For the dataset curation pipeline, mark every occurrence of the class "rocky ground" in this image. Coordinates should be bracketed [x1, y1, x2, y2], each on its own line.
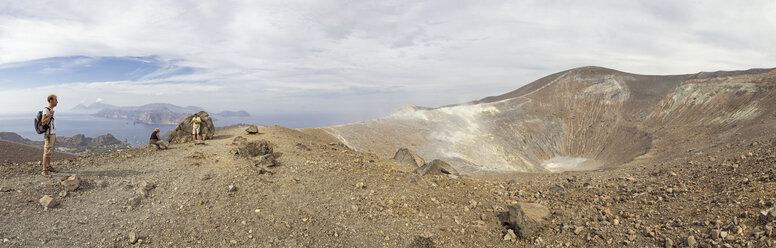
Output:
[1, 125, 776, 247]
[0, 139, 75, 163]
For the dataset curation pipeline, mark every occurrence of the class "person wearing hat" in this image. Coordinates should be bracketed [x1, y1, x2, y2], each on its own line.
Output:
[149, 128, 168, 150]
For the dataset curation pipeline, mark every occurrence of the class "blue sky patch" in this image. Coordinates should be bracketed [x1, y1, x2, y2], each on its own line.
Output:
[0, 56, 196, 88]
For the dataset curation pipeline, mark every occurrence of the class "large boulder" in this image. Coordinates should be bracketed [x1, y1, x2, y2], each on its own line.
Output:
[168, 111, 215, 143]
[393, 148, 425, 168]
[418, 159, 459, 176]
[246, 125, 260, 134]
[507, 202, 551, 238]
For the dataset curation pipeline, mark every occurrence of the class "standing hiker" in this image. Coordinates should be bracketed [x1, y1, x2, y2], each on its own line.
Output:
[149, 128, 168, 149]
[192, 114, 202, 141]
[41, 94, 58, 177]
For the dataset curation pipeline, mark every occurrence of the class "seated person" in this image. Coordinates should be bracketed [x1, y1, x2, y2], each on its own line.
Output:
[149, 128, 168, 149]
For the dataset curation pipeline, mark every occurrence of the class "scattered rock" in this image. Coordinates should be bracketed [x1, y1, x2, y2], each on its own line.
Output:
[503, 229, 517, 241]
[232, 136, 247, 145]
[237, 140, 274, 158]
[39, 195, 58, 210]
[548, 184, 565, 193]
[138, 181, 155, 191]
[128, 197, 142, 209]
[94, 180, 109, 188]
[58, 191, 68, 198]
[686, 235, 697, 248]
[295, 143, 311, 151]
[409, 236, 435, 248]
[665, 237, 674, 248]
[246, 125, 260, 134]
[760, 206, 776, 222]
[60, 175, 81, 192]
[228, 185, 237, 192]
[506, 202, 551, 239]
[190, 151, 206, 159]
[418, 159, 459, 176]
[256, 154, 278, 167]
[128, 232, 138, 244]
[138, 188, 149, 197]
[710, 229, 720, 240]
[393, 148, 426, 168]
[0, 186, 11, 192]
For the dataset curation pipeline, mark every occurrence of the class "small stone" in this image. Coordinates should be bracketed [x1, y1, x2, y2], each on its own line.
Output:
[200, 174, 212, 181]
[128, 197, 141, 209]
[549, 185, 565, 193]
[232, 136, 248, 145]
[95, 180, 109, 188]
[138, 181, 155, 191]
[128, 232, 138, 244]
[58, 191, 68, 198]
[507, 202, 551, 238]
[760, 206, 776, 222]
[503, 229, 517, 241]
[355, 182, 366, 189]
[665, 237, 674, 248]
[710, 229, 720, 240]
[228, 185, 237, 192]
[686, 235, 697, 247]
[246, 125, 259, 134]
[39, 195, 58, 209]
[61, 175, 81, 192]
[574, 226, 585, 235]
[0, 186, 10, 192]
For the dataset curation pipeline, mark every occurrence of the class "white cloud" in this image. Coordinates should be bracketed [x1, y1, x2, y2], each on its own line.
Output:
[0, 0, 775, 123]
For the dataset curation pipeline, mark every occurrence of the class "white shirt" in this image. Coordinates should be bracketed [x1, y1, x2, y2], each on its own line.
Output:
[43, 107, 56, 135]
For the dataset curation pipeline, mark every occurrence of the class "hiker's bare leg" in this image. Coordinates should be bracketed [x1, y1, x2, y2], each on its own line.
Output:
[42, 154, 49, 171]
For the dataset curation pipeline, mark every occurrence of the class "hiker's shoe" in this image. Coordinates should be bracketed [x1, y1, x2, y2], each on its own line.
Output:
[41, 171, 51, 178]
[46, 166, 58, 173]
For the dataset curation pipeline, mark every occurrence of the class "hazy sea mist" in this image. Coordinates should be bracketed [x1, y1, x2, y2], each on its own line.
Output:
[0, 113, 359, 146]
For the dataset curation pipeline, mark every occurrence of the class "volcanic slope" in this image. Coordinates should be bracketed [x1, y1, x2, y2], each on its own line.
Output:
[3, 125, 776, 247]
[317, 66, 776, 173]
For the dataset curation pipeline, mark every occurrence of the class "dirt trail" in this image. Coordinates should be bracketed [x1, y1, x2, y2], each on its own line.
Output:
[2, 125, 776, 247]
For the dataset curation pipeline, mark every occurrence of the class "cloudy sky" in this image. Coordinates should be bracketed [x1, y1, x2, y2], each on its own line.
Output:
[0, 0, 774, 126]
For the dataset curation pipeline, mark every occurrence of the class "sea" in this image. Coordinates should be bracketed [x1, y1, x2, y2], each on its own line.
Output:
[0, 113, 357, 147]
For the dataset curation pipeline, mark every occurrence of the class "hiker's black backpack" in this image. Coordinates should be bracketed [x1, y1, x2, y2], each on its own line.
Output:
[34, 107, 51, 134]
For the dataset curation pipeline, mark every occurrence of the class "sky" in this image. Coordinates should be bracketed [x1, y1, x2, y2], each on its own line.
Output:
[0, 0, 775, 126]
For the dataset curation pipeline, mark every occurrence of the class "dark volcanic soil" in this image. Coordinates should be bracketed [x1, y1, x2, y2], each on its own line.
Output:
[2, 125, 776, 247]
[0, 139, 75, 163]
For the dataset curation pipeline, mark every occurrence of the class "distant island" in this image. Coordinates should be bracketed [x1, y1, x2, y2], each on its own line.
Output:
[73, 102, 250, 125]
[0, 132, 131, 155]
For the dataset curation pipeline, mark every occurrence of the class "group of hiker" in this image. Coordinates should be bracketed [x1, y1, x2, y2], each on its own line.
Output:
[37, 94, 204, 177]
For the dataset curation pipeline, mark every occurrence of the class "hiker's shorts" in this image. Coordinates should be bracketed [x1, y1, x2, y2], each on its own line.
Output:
[192, 126, 200, 135]
[43, 134, 56, 157]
